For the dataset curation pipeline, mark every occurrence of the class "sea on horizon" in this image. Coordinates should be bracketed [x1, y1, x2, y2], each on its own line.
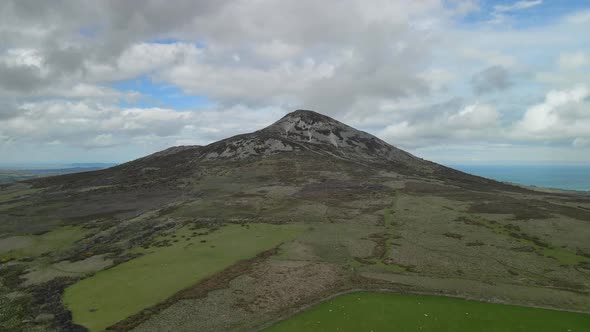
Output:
[450, 164, 590, 192]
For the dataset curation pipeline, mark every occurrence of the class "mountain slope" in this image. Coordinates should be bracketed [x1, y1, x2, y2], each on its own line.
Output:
[1, 110, 589, 332]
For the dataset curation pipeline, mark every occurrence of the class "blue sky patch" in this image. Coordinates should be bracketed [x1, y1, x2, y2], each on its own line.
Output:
[149, 38, 207, 48]
[112, 76, 213, 110]
[79, 26, 101, 38]
[457, 0, 590, 28]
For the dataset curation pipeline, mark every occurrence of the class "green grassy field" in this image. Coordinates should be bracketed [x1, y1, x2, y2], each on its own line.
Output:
[63, 223, 305, 331]
[264, 292, 590, 332]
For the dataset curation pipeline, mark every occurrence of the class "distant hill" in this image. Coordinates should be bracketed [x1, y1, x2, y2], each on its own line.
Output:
[0, 164, 116, 183]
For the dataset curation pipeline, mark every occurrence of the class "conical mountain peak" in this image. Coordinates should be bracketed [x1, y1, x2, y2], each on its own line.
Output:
[198, 109, 420, 164]
[277, 109, 339, 124]
[264, 109, 352, 137]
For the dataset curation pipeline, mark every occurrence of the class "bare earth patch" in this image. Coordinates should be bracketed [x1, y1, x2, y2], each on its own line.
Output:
[131, 259, 345, 332]
[23, 255, 113, 286]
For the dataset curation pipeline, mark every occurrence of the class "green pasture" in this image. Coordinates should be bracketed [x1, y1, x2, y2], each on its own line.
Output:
[63, 223, 304, 331]
[265, 292, 590, 332]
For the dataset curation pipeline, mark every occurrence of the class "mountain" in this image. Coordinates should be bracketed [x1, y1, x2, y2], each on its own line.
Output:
[32, 110, 495, 190]
[1, 110, 589, 332]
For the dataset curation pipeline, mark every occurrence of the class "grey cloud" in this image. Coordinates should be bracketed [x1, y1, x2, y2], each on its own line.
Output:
[471, 66, 512, 95]
[0, 0, 588, 164]
[0, 64, 49, 92]
[44, 46, 86, 75]
[104, 0, 227, 33]
[404, 98, 465, 125]
[377, 100, 502, 149]
[0, 101, 192, 148]
[0, 0, 443, 105]
[0, 101, 21, 120]
[339, 97, 465, 141]
[301, 22, 436, 114]
[0, 100, 284, 150]
[0, 0, 229, 85]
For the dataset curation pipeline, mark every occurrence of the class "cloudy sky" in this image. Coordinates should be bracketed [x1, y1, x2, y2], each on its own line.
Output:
[1, 0, 589, 166]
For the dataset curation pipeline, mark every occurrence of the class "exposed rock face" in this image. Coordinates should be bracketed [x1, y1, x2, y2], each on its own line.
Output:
[261, 110, 418, 164]
[34, 313, 55, 324]
[203, 137, 294, 160]
[266, 110, 377, 147]
[197, 109, 421, 165]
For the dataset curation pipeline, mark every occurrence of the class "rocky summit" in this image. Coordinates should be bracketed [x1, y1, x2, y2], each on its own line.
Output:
[145, 109, 420, 164]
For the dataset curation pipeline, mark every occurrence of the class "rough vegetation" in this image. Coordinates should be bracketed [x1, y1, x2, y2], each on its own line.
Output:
[0, 110, 588, 331]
